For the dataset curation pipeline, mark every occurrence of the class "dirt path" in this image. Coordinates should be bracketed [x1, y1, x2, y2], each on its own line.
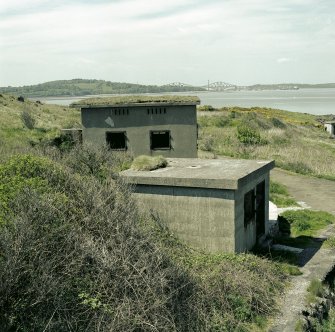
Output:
[271, 168, 335, 215]
[269, 169, 335, 331]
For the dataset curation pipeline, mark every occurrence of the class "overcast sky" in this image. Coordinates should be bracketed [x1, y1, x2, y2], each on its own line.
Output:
[0, 0, 334, 87]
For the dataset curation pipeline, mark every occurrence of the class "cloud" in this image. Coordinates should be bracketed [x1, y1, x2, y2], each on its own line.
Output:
[0, 0, 335, 86]
[277, 58, 292, 63]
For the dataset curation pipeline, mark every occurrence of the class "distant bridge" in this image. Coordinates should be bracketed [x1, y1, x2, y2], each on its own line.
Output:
[203, 82, 237, 91]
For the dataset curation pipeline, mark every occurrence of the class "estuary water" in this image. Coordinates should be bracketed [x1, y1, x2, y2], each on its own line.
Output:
[39, 88, 335, 115]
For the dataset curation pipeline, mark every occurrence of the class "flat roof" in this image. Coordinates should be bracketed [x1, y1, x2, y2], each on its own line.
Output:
[71, 95, 200, 108]
[121, 158, 275, 190]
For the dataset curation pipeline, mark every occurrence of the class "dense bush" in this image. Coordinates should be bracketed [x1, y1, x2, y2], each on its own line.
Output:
[0, 152, 287, 331]
[237, 124, 266, 145]
[0, 155, 196, 331]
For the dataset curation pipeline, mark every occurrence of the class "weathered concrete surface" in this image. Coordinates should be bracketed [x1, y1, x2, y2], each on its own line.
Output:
[122, 158, 273, 253]
[271, 168, 335, 215]
[81, 103, 198, 158]
[122, 158, 274, 190]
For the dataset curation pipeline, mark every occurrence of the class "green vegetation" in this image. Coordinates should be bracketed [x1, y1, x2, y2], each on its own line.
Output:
[310, 308, 335, 331]
[0, 93, 80, 159]
[2, 92, 335, 330]
[131, 155, 168, 171]
[274, 210, 335, 249]
[306, 279, 325, 304]
[280, 210, 334, 238]
[0, 79, 205, 98]
[198, 106, 335, 180]
[0, 151, 288, 331]
[323, 236, 335, 248]
[71, 94, 200, 107]
[270, 181, 299, 207]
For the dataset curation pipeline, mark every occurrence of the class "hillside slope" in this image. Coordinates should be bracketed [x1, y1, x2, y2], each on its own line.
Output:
[0, 93, 80, 158]
[198, 106, 335, 180]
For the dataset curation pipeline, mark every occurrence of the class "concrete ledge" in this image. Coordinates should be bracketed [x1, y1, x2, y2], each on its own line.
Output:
[121, 158, 274, 190]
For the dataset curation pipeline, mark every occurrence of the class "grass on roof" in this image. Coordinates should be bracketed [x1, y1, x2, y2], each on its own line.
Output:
[71, 95, 200, 107]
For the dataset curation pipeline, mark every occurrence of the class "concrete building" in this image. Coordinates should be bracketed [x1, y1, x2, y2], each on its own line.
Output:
[324, 121, 335, 136]
[121, 158, 274, 253]
[72, 96, 199, 158]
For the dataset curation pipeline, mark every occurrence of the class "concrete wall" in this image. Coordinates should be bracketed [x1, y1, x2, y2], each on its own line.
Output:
[234, 173, 270, 252]
[81, 105, 197, 158]
[325, 123, 335, 135]
[133, 185, 236, 252]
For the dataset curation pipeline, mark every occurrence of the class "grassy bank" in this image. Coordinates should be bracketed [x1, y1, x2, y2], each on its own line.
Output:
[198, 106, 335, 180]
[0, 93, 80, 159]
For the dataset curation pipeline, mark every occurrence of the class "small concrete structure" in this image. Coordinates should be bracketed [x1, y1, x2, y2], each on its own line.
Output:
[324, 121, 335, 136]
[72, 96, 199, 158]
[121, 158, 274, 253]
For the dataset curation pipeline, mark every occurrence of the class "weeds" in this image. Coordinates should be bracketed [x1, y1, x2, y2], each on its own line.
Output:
[270, 181, 299, 207]
[0, 151, 288, 331]
[131, 155, 167, 171]
[280, 210, 334, 237]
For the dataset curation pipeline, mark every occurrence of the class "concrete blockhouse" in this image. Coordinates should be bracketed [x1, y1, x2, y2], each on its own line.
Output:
[121, 158, 274, 253]
[324, 121, 335, 136]
[72, 95, 199, 158]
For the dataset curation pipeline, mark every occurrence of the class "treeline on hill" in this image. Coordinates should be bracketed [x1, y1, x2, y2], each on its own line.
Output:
[0, 142, 290, 331]
[0, 79, 205, 98]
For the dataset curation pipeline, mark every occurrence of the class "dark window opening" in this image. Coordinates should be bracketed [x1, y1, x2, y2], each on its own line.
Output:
[256, 181, 265, 237]
[244, 189, 255, 227]
[106, 132, 127, 150]
[150, 130, 171, 150]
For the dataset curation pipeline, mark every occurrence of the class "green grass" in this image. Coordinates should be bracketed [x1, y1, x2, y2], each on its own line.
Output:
[198, 106, 335, 180]
[270, 181, 299, 207]
[280, 210, 335, 237]
[323, 236, 335, 248]
[306, 279, 325, 304]
[0, 93, 80, 160]
[131, 155, 168, 171]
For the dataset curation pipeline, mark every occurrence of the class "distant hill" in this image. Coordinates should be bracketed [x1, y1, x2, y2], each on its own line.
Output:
[0, 79, 205, 98]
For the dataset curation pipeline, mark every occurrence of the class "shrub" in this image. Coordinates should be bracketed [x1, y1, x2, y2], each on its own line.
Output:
[0, 156, 196, 331]
[237, 124, 266, 145]
[198, 105, 215, 112]
[63, 143, 132, 178]
[0, 153, 288, 331]
[307, 279, 324, 299]
[20, 109, 36, 129]
[199, 135, 214, 152]
[271, 117, 287, 129]
[131, 155, 168, 171]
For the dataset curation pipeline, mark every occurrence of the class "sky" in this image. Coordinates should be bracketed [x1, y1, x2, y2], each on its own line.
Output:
[0, 0, 335, 87]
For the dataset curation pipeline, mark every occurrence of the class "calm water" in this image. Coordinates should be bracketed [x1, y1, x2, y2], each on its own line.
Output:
[38, 88, 335, 115]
